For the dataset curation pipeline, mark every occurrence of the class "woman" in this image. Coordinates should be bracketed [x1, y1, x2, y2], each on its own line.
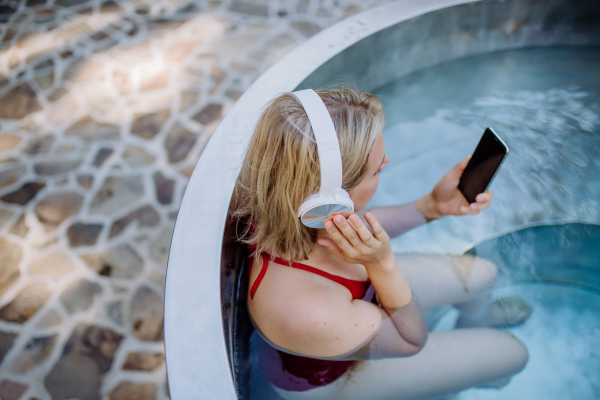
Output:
[233, 87, 530, 400]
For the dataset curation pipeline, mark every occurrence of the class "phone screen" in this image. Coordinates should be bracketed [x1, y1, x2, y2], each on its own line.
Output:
[458, 128, 509, 203]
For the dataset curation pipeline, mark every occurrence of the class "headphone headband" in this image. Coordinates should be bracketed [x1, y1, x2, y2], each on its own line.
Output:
[292, 89, 343, 196]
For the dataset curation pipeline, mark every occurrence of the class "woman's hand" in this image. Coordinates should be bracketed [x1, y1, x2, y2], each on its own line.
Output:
[416, 155, 493, 220]
[317, 212, 395, 271]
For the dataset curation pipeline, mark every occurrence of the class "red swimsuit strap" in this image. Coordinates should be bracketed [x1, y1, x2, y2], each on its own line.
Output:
[249, 251, 369, 300]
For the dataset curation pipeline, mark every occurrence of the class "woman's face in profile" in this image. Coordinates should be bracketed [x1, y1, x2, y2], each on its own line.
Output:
[348, 131, 389, 212]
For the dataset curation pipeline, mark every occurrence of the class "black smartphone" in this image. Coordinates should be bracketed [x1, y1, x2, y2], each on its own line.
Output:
[458, 127, 509, 204]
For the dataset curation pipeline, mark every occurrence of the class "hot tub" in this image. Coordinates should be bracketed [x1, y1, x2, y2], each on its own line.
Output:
[164, 1, 600, 398]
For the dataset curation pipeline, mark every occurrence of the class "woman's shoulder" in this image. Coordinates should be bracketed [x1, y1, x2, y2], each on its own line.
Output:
[247, 256, 381, 358]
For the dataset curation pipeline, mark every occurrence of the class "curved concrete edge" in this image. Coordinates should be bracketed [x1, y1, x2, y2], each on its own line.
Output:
[164, 1, 476, 398]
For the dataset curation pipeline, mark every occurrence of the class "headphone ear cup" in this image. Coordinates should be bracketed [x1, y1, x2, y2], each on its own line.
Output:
[298, 189, 354, 228]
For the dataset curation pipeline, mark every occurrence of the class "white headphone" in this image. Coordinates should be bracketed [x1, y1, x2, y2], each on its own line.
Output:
[292, 89, 354, 228]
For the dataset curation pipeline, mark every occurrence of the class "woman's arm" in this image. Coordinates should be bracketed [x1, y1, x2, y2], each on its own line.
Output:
[316, 213, 428, 359]
[357, 156, 494, 238]
[251, 212, 428, 360]
[356, 201, 427, 239]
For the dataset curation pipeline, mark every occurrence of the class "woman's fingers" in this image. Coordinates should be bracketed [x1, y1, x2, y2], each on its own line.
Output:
[447, 155, 472, 180]
[348, 214, 377, 245]
[364, 212, 387, 241]
[331, 214, 363, 246]
[460, 204, 479, 215]
[324, 219, 353, 253]
[466, 190, 493, 213]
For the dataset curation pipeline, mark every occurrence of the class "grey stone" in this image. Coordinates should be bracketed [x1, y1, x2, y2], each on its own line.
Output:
[0, 331, 17, 363]
[149, 227, 174, 266]
[81, 244, 144, 279]
[105, 300, 122, 325]
[12, 335, 57, 373]
[0, 238, 22, 297]
[153, 172, 174, 205]
[0, 282, 51, 324]
[0, 83, 42, 119]
[343, 4, 361, 16]
[228, 2, 269, 17]
[92, 147, 113, 167]
[35, 192, 84, 228]
[123, 145, 156, 167]
[296, 0, 309, 13]
[55, 0, 90, 6]
[34, 72, 54, 90]
[0, 164, 25, 188]
[109, 382, 156, 400]
[131, 286, 163, 341]
[45, 324, 123, 400]
[23, 134, 54, 154]
[164, 123, 197, 163]
[109, 205, 160, 238]
[77, 174, 94, 189]
[1, 182, 45, 205]
[65, 116, 120, 141]
[90, 30, 110, 42]
[268, 33, 296, 48]
[9, 214, 28, 237]
[0, 380, 28, 400]
[67, 223, 103, 247]
[290, 21, 320, 37]
[35, 310, 62, 328]
[60, 279, 102, 314]
[0, 208, 14, 228]
[34, 158, 82, 176]
[192, 103, 222, 125]
[131, 109, 170, 139]
[29, 251, 75, 277]
[122, 352, 164, 371]
[180, 90, 198, 111]
[89, 176, 144, 215]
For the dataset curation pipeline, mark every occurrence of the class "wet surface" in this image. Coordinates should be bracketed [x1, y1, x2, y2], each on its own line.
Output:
[370, 46, 600, 255]
[0, 0, 391, 398]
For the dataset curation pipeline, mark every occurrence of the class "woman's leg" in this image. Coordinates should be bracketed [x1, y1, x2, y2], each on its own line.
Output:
[394, 254, 497, 311]
[339, 328, 528, 400]
[394, 253, 531, 328]
[274, 254, 529, 400]
[274, 328, 529, 400]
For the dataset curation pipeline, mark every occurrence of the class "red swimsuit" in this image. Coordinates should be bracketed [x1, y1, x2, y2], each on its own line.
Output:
[248, 249, 374, 392]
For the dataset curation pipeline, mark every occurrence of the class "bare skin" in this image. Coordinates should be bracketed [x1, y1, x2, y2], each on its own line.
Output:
[247, 131, 494, 359]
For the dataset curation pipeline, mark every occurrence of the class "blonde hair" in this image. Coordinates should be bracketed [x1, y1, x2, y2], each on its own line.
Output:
[232, 86, 386, 262]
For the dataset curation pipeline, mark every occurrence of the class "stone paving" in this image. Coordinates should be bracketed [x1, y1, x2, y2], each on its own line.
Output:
[0, 0, 391, 398]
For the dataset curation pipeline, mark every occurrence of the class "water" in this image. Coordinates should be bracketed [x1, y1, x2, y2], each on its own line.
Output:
[368, 46, 600, 399]
[435, 223, 600, 399]
[246, 46, 600, 399]
[369, 46, 600, 256]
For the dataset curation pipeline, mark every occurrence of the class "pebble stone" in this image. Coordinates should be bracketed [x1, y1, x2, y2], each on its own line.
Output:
[0, 0, 392, 398]
[122, 352, 165, 371]
[67, 222, 103, 247]
[35, 192, 84, 228]
[0, 282, 51, 324]
[0, 238, 22, 298]
[59, 279, 102, 314]
[0, 380, 28, 400]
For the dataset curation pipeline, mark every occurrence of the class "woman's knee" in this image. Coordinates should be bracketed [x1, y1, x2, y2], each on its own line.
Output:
[488, 329, 529, 375]
[477, 257, 498, 287]
[449, 255, 498, 293]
